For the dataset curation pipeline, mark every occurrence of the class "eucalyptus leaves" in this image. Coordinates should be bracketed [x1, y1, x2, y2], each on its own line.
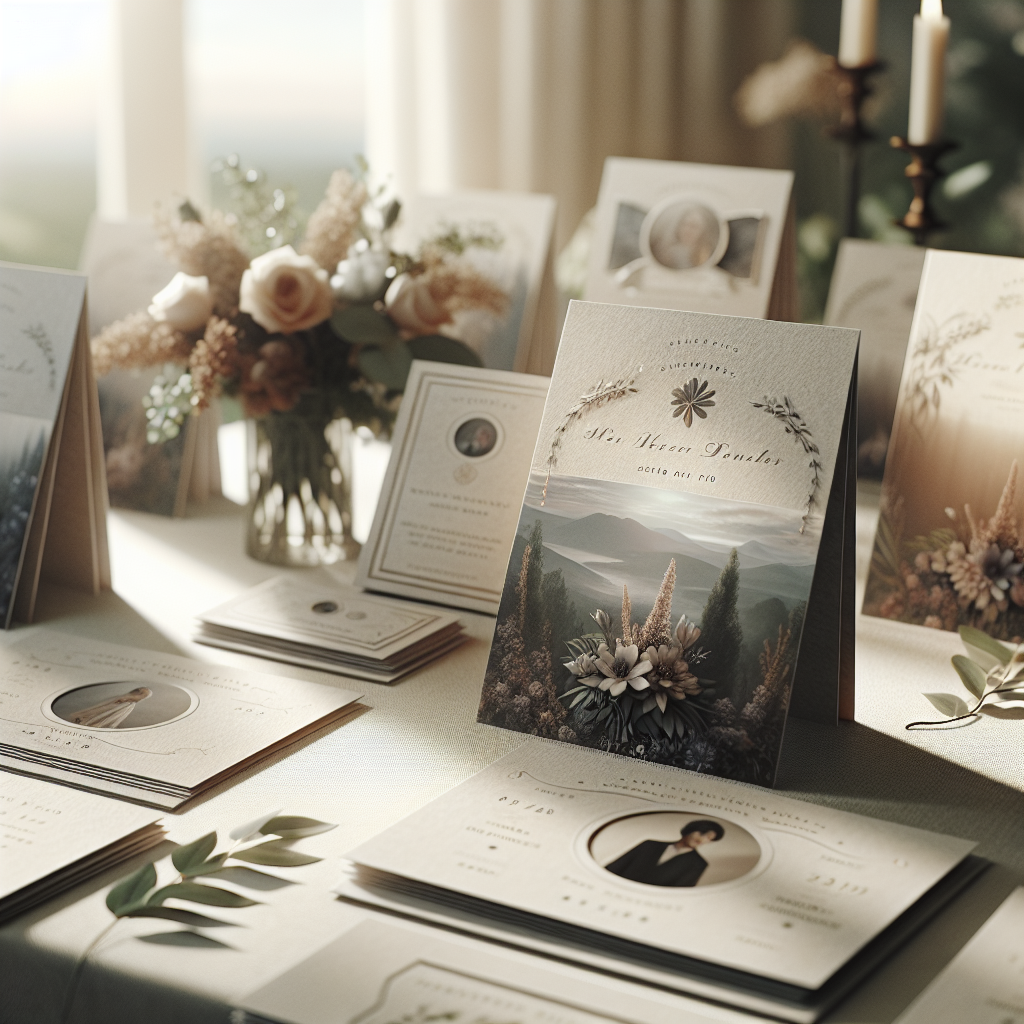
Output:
[908, 626, 1024, 729]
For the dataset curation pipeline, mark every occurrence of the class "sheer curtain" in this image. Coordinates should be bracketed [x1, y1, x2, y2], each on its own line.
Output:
[365, 0, 795, 252]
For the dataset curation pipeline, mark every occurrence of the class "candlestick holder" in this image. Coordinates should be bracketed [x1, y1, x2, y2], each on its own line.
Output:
[830, 61, 884, 238]
[889, 136, 958, 246]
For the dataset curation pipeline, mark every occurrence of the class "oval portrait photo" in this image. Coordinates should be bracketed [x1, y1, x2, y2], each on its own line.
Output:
[588, 811, 762, 888]
[646, 200, 722, 271]
[47, 680, 197, 731]
[453, 417, 499, 458]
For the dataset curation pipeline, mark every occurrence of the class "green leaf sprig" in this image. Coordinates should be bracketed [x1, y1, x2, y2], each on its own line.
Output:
[907, 626, 1024, 729]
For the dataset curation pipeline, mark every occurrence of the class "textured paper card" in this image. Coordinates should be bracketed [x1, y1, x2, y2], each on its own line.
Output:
[478, 301, 858, 785]
[357, 361, 549, 614]
[394, 191, 556, 372]
[0, 771, 163, 918]
[238, 916, 747, 1024]
[346, 743, 974, 994]
[824, 239, 925, 478]
[585, 158, 794, 320]
[0, 630, 361, 806]
[894, 887, 1024, 1023]
[863, 250, 1024, 640]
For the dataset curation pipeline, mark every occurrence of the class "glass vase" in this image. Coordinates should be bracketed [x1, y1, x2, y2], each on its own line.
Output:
[246, 412, 360, 566]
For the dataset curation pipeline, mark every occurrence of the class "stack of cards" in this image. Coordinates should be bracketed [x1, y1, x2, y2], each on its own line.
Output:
[1, 772, 164, 924]
[338, 743, 984, 1024]
[196, 576, 466, 684]
[0, 631, 362, 809]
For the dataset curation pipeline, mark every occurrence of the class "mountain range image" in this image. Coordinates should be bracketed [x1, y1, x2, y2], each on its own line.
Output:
[511, 506, 816, 625]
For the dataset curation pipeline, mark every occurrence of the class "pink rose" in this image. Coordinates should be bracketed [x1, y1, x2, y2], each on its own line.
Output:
[239, 245, 334, 334]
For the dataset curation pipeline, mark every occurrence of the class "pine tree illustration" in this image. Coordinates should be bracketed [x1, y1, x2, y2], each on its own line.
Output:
[698, 548, 742, 687]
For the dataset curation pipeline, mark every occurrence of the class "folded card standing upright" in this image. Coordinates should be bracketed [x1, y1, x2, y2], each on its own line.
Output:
[477, 300, 858, 787]
[585, 158, 797, 322]
[80, 217, 222, 517]
[356, 361, 549, 614]
[824, 239, 925, 478]
[864, 250, 1024, 641]
[395, 190, 558, 374]
[0, 261, 110, 627]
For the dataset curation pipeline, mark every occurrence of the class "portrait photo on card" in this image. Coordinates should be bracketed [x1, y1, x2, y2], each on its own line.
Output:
[46, 680, 199, 730]
[589, 810, 763, 889]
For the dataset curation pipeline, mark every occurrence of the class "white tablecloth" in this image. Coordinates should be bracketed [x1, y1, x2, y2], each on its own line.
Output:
[1, 491, 1021, 1024]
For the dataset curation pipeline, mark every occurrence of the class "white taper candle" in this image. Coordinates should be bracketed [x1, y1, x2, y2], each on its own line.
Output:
[907, 0, 951, 145]
[838, 0, 879, 68]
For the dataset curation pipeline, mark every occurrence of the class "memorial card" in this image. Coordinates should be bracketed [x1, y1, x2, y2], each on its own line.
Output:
[80, 218, 222, 517]
[237, 916, 749, 1024]
[0, 630, 362, 808]
[356, 361, 549, 614]
[197, 575, 466, 683]
[340, 743, 981, 1023]
[824, 239, 925, 478]
[477, 301, 858, 788]
[863, 250, 1024, 640]
[394, 190, 557, 373]
[0, 772, 164, 924]
[0, 261, 110, 628]
[893, 887, 1024, 1024]
[585, 158, 797, 322]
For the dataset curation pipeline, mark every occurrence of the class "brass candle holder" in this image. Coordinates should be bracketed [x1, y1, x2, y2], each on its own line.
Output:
[889, 136, 958, 246]
[831, 61, 884, 238]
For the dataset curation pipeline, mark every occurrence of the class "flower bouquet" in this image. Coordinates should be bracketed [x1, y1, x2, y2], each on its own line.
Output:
[91, 158, 510, 564]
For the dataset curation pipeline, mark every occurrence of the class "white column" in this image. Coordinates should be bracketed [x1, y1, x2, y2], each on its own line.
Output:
[97, 0, 192, 219]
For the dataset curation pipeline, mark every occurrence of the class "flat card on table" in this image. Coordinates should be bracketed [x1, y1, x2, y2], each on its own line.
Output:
[80, 217, 222, 517]
[863, 250, 1024, 641]
[0, 771, 164, 924]
[0, 261, 110, 628]
[894, 887, 1024, 1024]
[478, 301, 858, 788]
[0, 630, 362, 808]
[237, 915, 753, 1024]
[824, 239, 925, 479]
[340, 743, 980, 1023]
[196, 575, 465, 683]
[356, 361, 549, 614]
[394, 190, 558, 374]
[585, 158, 797, 322]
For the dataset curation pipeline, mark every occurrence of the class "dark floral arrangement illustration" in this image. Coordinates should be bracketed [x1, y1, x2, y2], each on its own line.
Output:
[751, 395, 822, 529]
[670, 378, 716, 427]
[908, 625, 1024, 728]
[478, 516, 804, 786]
[867, 461, 1024, 640]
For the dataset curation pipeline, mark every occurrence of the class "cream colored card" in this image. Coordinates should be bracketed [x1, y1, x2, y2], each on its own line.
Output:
[895, 887, 1024, 1024]
[477, 301, 858, 786]
[239, 916, 751, 1024]
[357, 361, 549, 614]
[585, 158, 795, 320]
[394, 191, 557, 373]
[345, 743, 975, 997]
[824, 239, 925, 478]
[0, 771, 163, 917]
[863, 250, 1024, 641]
[197, 575, 464, 680]
[1, 261, 110, 627]
[0, 630, 361, 807]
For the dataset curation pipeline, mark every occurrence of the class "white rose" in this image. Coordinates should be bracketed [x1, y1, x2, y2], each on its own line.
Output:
[384, 273, 450, 334]
[147, 272, 213, 331]
[331, 240, 391, 302]
[239, 244, 334, 334]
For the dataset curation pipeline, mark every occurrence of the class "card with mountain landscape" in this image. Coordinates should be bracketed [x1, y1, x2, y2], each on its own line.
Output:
[477, 300, 858, 786]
